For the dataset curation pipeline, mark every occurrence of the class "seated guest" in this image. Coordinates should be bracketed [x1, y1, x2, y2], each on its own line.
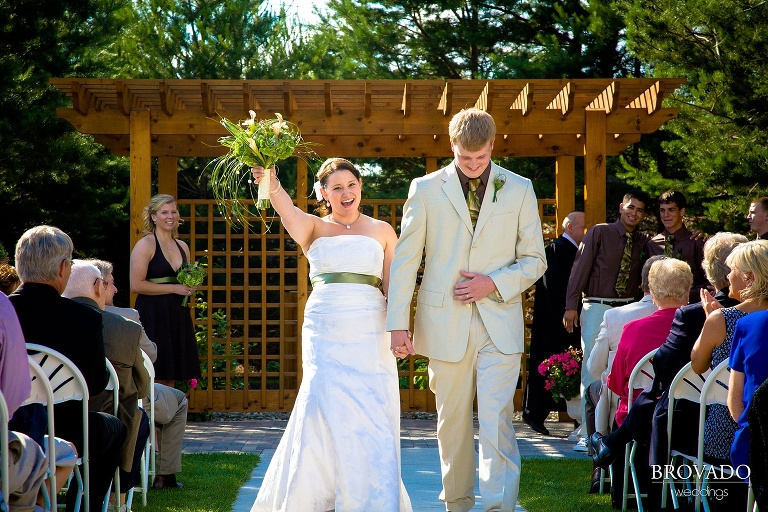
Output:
[591, 258, 692, 508]
[727, 243, 768, 469]
[607, 258, 692, 427]
[93, 259, 188, 490]
[590, 232, 746, 470]
[583, 256, 660, 492]
[747, 378, 768, 511]
[0, 292, 48, 511]
[63, 260, 151, 502]
[587, 255, 661, 439]
[590, 257, 692, 457]
[9, 225, 127, 512]
[0, 264, 20, 295]
[691, 239, 768, 463]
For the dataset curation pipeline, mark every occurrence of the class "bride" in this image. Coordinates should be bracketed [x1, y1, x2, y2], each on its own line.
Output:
[249, 158, 412, 512]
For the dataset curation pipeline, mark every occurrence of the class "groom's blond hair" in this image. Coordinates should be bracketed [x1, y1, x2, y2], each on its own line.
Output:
[449, 108, 496, 152]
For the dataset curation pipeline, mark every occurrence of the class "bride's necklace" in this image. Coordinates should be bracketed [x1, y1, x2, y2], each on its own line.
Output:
[329, 211, 362, 229]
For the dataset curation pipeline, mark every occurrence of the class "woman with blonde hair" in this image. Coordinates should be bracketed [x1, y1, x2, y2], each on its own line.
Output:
[692, 239, 768, 464]
[129, 194, 201, 392]
[724, 240, 768, 469]
[249, 159, 411, 511]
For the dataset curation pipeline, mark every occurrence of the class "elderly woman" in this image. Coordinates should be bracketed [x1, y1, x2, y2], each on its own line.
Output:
[606, 257, 693, 427]
[589, 258, 692, 508]
[691, 239, 768, 464]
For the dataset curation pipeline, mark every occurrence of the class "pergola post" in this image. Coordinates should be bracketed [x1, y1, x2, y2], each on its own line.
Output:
[296, 158, 309, 384]
[426, 157, 438, 174]
[129, 110, 152, 252]
[584, 109, 608, 228]
[555, 156, 576, 234]
[158, 156, 178, 198]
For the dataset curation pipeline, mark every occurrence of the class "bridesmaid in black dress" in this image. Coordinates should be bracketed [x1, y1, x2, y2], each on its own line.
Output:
[130, 194, 201, 387]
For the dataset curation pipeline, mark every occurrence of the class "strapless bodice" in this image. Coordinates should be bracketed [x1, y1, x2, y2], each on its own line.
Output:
[307, 235, 384, 280]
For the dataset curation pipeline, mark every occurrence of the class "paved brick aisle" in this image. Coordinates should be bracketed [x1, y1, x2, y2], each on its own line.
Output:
[182, 414, 589, 511]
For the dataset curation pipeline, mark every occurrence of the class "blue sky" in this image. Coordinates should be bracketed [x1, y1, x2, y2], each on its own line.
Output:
[265, 0, 328, 24]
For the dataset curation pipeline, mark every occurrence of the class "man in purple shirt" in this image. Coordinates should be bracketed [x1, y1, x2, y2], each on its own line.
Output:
[646, 190, 707, 302]
[562, 190, 651, 434]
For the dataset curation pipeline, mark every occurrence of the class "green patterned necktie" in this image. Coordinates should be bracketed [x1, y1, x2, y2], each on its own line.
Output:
[467, 178, 481, 228]
[663, 234, 675, 257]
[615, 232, 633, 296]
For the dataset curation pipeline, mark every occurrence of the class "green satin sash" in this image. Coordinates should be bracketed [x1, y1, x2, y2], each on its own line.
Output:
[310, 272, 381, 287]
[148, 276, 178, 284]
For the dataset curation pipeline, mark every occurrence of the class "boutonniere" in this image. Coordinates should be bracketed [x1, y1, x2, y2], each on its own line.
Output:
[493, 175, 506, 202]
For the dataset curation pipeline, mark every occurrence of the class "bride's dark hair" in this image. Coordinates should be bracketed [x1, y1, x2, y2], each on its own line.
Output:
[314, 158, 362, 216]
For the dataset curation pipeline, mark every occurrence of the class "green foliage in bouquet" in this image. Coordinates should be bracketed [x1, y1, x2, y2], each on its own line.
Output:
[177, 259, 207, 306]
[206, 111, 316, 228]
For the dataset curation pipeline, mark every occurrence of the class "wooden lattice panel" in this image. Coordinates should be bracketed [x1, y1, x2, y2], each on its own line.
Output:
[179, 198, 554, 413]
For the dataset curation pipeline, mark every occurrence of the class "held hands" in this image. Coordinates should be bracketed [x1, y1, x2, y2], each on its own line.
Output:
[453, 271, 496, 306]
[562, 309, 579, 333]
[390, 330, 415, 359]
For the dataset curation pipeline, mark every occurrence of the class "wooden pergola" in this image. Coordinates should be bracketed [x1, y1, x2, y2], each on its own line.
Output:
[50, 78, 685, 412]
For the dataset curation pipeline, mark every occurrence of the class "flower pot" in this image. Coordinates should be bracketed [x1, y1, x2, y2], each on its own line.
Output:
[565, 398, 582, 423]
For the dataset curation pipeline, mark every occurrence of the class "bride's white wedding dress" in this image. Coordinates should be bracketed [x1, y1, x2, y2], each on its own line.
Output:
[251, 235, 412, 512]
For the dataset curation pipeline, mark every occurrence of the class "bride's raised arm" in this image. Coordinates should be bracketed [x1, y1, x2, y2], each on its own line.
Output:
[252, 166, 319, 248]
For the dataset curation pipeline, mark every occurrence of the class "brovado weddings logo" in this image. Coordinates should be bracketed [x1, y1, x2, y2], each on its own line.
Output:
[651, 464, 751, 501]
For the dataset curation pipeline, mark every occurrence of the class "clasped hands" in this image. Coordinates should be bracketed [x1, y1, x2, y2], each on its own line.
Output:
[389, 271, 499, 359]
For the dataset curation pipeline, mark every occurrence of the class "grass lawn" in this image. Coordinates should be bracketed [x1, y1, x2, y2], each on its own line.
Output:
[519, 458, 614, 512]
[131, 454, 612, 512]
[133, 453, 260, 512]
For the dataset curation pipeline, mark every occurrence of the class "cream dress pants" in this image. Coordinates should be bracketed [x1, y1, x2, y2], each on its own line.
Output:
[428, 305, 522, 512]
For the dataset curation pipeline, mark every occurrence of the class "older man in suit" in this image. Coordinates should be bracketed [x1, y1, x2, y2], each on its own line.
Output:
[92, 258, 189, 490]
[523, 211, 585, 436]
[9, 225, 126, 512]
[387, 108, 547, 512]
[63, 260, 150, 499]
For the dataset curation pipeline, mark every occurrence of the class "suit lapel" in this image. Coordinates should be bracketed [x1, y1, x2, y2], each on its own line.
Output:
[442, 163, 474, 233]
[473, 163, 502, 238]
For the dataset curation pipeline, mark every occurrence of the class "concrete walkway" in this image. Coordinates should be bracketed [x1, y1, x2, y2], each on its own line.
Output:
[182, 414, 589, 512]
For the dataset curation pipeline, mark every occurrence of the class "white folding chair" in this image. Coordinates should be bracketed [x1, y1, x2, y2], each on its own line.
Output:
[622, 349, 656, 512]
[102, 360, 120, 512]
[0, 389, 9, 505]
[24, 357, 58, 511]
[27, 343, 91, 512]
[695, 359, 732, 512]
[660, 362, 709, 509]
[125, 350, 154, 509]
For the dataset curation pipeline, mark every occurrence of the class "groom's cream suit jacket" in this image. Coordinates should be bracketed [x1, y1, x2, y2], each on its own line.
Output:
[386, 162, 547, 362]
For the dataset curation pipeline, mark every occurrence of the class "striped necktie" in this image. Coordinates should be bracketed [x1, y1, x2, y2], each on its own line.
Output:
[615, 232, 633, 296]
[664, 234, 675, 257]
[467, 178, 481, 228]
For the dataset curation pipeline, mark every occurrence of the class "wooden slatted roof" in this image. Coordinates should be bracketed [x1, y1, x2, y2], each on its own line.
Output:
[50, 78, 685, 158]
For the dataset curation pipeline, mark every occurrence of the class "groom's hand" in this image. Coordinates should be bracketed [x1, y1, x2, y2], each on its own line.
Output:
[453, 270, 498, 305]
[391, 330, 415, 359]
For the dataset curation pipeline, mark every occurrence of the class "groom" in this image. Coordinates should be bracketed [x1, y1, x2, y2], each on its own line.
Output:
[387, 108, 546, 511]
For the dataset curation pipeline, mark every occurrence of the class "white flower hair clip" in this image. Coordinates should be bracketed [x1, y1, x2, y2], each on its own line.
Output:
[313, 181, 324, 202]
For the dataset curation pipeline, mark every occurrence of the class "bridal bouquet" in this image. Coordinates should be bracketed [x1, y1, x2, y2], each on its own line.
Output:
[537, 346, 583, 400]
[207, 111, 316, 227]
[177, 259, 206, 306]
